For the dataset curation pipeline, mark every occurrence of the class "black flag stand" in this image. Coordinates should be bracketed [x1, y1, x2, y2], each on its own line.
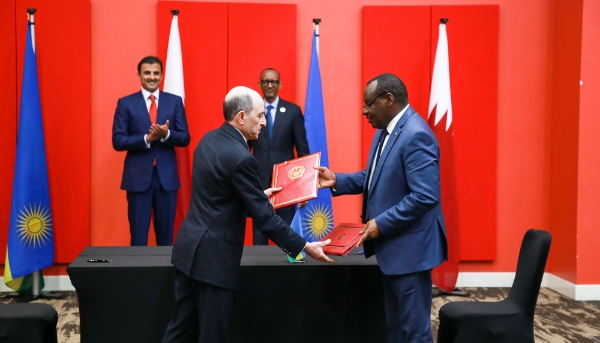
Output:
[433, 287, 472, 298]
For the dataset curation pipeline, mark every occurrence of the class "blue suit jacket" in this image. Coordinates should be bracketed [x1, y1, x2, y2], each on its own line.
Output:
[334, 105, 447, 275]
[112, 90, 190, 192]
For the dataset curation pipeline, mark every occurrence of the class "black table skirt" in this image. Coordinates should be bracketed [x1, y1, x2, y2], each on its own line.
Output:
[67, 246, 388, 343]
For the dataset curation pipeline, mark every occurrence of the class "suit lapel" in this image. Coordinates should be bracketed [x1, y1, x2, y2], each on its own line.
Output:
[134, 91, 151, 127]
[361, 132, 380, 221]
[270, 98, 286, 143]
[156, 90, 167, 125]
[368, 106, 414, 197]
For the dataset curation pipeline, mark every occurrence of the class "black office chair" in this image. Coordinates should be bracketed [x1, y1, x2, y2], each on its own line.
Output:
[437, 229, 551, 343]
[0, 303, 58, 343]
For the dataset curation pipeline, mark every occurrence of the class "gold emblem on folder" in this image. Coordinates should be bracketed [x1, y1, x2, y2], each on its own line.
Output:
[288, 166, 305, 180]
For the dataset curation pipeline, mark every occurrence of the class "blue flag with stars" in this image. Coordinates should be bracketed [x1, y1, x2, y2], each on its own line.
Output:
[4, 18, 54, 291]
[298, 28, 334, 242]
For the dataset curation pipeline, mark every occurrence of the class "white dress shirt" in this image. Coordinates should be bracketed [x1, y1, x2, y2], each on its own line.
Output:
[264, 96, 280, 125]
[368, 104, 409, 189]
[140, 88, 170, 146]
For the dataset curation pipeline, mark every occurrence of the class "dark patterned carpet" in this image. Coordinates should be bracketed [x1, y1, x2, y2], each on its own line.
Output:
[431, 288, 600, 343]
[1, 288, 599, 342]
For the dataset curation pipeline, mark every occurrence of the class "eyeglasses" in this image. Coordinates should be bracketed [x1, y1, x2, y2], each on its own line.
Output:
[260, 80, 280, 86]
[363, 92, 389, 108]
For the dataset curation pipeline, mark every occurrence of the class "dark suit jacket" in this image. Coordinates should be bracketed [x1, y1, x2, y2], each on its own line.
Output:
[249, 98, 310, 189]
[334, 105, 448, 276]
[171, 123, 306, 290]
[112, 90, 190, 192]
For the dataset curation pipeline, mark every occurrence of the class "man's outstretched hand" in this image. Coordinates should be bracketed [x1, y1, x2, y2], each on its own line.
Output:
[314, 166, 336, 189]
[304, 239, 336, 263]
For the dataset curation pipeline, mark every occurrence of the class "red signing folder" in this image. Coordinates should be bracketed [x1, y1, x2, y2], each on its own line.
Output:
[320, 223, 365, 257]
[270, 152, 320, 210]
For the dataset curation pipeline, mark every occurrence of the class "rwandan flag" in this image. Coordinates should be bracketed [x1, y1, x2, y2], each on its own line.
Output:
[286, 209, 306, 263]
[298, 27, 334, 242]
[4, 15, 54, 292]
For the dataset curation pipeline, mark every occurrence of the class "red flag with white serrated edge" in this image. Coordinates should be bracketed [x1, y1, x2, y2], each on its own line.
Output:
[429, 21, 459, 292]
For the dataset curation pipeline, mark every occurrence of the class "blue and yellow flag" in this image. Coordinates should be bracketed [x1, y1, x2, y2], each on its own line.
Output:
[299, 27, 334, 242]
[287, 209, 306, 263]
[4, 16, 54, 292]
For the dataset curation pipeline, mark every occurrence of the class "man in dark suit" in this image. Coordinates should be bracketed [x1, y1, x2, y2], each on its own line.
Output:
[249, 68, 310, 245]
[316, 74, 448, 343]
[162, 86, 334, 343]
[112, 56, 190, 246]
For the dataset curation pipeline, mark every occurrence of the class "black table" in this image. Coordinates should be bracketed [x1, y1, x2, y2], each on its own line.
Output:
[67, 246, 388, 343]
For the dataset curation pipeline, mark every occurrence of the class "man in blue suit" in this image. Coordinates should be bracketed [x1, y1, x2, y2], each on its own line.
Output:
[112, 56, 190, 246]
[250, 68, 310, 245]
[317, 73, 448, 343]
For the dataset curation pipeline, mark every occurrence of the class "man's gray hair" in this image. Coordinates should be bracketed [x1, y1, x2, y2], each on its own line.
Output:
[223, 87, 254, 122]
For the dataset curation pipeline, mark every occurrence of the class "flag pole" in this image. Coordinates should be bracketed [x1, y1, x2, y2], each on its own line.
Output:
[27, 9, 35, 50]
[164, 8, 192, 243]
[428, 18, 471, 297]
[287, 19, 318, 259]
[23, 8, 64, 301]
[27, 8, 43, 299]
[301, 19, 334, 242]
[313, 18, 321, 56]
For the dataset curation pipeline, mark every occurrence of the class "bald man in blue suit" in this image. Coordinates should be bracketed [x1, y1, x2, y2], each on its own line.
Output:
[112, 56, 190, 246]
[317, 73, 448, 343]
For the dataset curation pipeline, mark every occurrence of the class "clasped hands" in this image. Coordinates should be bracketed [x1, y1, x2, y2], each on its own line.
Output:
[147, 119, 170, 142]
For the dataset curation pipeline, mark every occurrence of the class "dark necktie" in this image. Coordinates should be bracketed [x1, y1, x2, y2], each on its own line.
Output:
[266, 105, 274, 138]
[369, 128, 389, 186]
[362, 129, 389, 222]
[373, 129, 389, 169]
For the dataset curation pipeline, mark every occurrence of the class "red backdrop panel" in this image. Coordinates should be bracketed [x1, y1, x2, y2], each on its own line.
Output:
[363, 5, 498, 261]
[0, 0, 17, 263]
[158, 1, 228, 167]
[228, 3, 297, 102]
[362, 6, 431, 163]
[228, 3, 297, 245]
[157, 3, 295, 246]
[157, 1, 228, 243]
[547, 0, 582, 282]
[431, 6, 498, 261]
[13, 1, 91, 263]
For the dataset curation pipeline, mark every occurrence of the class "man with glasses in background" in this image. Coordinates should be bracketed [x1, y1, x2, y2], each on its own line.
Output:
[249, 68, 310, 245]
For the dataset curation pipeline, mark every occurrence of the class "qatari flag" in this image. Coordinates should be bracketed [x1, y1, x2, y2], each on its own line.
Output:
[163, 11, 191, 241]
[429, 19, 459, 292]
